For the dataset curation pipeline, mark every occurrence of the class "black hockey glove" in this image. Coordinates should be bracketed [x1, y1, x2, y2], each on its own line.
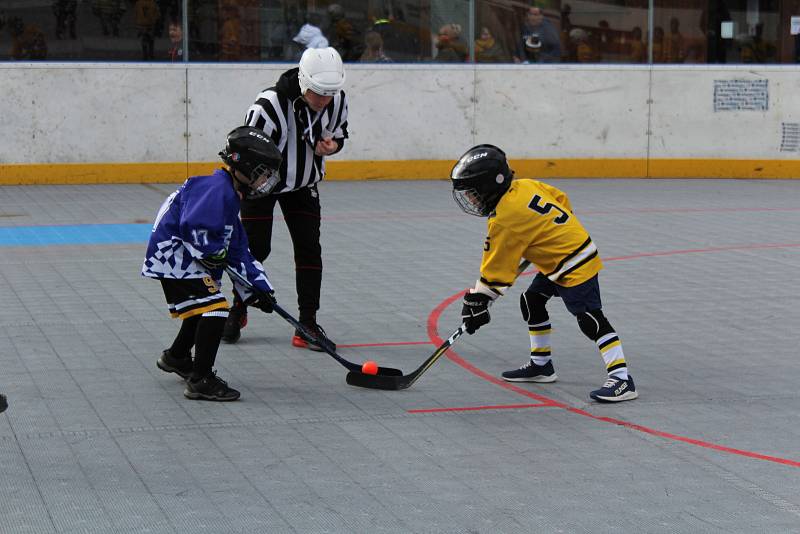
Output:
[245, 292, 276, 314]
[198, 250, 227, 271]
[461, 291, 492, 334]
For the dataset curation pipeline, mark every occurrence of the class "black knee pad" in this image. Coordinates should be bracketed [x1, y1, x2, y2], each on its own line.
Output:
[576, 309, 613, 341]
[520, 290, 550, 324]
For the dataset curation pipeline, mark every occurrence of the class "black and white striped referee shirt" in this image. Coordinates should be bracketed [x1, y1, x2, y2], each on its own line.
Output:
[244, 67, 349, 196]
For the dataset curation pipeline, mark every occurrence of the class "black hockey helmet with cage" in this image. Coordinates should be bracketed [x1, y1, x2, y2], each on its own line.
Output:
[219, 126, 283, 195]
[450, 144, 513, 216]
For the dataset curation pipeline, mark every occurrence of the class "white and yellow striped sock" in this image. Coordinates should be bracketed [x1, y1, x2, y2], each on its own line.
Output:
[529, 320, 552, 366]
[597, 332, 628, 380]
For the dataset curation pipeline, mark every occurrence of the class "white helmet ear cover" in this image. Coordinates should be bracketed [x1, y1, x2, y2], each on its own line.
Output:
[298, 47, 346, 97]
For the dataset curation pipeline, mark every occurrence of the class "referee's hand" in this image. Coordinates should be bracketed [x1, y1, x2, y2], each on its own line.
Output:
[315, 138, 338, 156]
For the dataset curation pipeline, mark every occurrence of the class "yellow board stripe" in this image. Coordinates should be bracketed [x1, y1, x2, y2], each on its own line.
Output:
[2, 158, 800, 185]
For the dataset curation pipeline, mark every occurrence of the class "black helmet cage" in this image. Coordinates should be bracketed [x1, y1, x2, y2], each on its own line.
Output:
[220, 127, 283, 195]
[450, 144, 513, 216]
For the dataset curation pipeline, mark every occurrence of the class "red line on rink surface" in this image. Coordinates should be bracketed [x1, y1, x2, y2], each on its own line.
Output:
[338, 341, 430, 348]
[409, 403, 551, 414]
[417, 243, 800, 468]
[254, 206, 800, 223]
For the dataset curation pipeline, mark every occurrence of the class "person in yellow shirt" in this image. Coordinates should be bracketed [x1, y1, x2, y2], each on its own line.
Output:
[452, 144, 638, 402]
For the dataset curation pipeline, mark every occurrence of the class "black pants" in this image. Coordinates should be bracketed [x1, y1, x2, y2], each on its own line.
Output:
[240, 185, 322, 324]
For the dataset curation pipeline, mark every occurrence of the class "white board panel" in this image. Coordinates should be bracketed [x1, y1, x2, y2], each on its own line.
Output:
[474, 66, 651, 159]
[649, 67, 800, 158]
[187, 63, 476, 162]
[0, 64, 186, 163]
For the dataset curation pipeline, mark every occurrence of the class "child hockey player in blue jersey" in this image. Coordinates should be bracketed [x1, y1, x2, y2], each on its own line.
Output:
[142, 126, 282, 401]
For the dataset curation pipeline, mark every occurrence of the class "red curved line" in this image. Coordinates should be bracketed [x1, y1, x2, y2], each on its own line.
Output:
[338, 341, 430, 349]
[409, 403, 550, 414]
[425, 244, 800, 468]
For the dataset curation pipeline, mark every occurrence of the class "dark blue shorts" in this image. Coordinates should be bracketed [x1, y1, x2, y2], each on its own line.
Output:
[525, 273, 602, 315]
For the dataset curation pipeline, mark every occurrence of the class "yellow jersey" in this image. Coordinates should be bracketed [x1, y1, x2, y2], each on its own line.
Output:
[479, 179, 603, 292]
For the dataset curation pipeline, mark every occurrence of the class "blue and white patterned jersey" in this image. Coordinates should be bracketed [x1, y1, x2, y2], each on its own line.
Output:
[141, 169, 273, 298]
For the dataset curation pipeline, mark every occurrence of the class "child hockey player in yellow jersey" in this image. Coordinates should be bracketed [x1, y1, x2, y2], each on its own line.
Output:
[451, 144, 637, 402]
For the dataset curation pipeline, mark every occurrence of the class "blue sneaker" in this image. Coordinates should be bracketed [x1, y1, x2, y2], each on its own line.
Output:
[501, 360, 557, 383]
[590, 375, 638, 402]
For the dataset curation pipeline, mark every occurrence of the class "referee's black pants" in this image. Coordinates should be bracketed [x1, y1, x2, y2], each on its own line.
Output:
[240, 185, 322, 325]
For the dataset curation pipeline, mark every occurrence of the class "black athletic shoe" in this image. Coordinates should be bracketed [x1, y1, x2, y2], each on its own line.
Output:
[590, 375, 638, 403]
[0, 394, 7, 413]
[184, 372, 240, 401]
[292, 322, 336, 352]
[501, 359, 558, 382]
[222, 305, 247, 344]
[157, 349, 193, 379]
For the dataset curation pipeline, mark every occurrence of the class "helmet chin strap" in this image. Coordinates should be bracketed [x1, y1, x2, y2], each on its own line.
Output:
[228, 168, 254, 195]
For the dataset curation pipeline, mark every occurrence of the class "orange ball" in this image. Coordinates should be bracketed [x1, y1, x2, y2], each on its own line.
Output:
[361, 360, 378, 375]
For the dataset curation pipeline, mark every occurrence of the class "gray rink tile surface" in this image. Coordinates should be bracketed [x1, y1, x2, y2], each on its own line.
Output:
[0, 179, 799, 533]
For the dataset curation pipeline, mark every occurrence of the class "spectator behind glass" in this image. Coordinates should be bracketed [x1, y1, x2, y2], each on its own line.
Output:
[7, 17, 48, 60]
[596, 19, 611, 58]
[154, 0, 178, 38]
[92, 0, 125, 37]
[795, 29, 800, 63]
[568, 28, 596, 63]
[652, 26, 664, 62]
[52, 0, 77, 40]
[435, 23, 467, 62]
[327, 4, 364, 61]
[220, 5, 242, 61]
[739, 22, 775, 63]
[558, 3, 573, 61]
[135, 0, 160, 60]
[664, 17, 685, 63]
[359, 30, 392, 62]
[629, 26, 646, 63]
[293, 15, 329, 59]
[370, 8, 420, 62]
[514, 6, 561, 63]
[475, 26, 508, 63]
[167, 18, 182, 61]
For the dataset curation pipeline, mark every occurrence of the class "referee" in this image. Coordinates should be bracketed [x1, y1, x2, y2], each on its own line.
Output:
[223, 47, 348, 351]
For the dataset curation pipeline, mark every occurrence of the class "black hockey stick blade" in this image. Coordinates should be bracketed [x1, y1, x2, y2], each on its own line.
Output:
[346, 260, 533, 390]
[272, 302, 402, 376]
[225, 267, 402, 376]
[346, 325, 466, 390]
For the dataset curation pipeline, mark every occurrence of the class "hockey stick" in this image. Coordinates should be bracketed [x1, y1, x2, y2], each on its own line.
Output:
[346, 260, 533, 391]
[225, 266, 402, 376]
[346, 324, 467, 390]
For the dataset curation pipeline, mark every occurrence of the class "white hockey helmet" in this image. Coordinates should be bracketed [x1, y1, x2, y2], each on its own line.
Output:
[298, 47, 346, 97]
